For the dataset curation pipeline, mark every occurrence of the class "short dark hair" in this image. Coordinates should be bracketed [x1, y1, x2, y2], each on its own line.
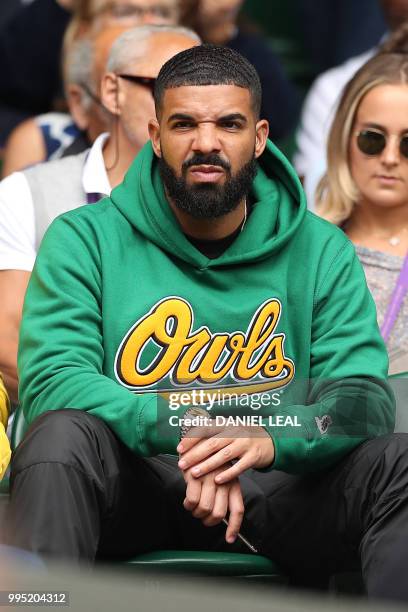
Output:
[154, 44, 262, 118]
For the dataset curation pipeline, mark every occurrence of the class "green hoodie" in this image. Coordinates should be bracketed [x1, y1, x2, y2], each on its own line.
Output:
[18, 140, 394, 474]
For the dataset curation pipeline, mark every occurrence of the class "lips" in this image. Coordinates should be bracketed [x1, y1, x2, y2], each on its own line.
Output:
[374, 175, 401, 183]
[189, 165, 225, 183]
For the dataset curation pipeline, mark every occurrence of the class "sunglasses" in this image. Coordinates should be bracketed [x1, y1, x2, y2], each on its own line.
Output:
[118, 74, 156, 94]
[356, 129, 408, 159]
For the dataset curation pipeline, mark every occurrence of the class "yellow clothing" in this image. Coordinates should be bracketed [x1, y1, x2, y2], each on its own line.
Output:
[0, 376, 11, 480]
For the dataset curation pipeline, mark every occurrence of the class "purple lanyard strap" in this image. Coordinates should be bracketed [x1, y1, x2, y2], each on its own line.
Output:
[381, 252, 408, 342]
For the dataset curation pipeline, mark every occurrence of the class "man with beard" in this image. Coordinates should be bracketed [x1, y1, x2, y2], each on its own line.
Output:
[8, 46, 408, 602]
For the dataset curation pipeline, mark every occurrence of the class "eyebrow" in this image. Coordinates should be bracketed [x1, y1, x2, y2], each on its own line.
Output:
[359, 122, 408, 135]
[168, 113, 195, 122]
[167, 113, 248, 124]
[359, 122, 386, 131]
[219, 113, 247, 124]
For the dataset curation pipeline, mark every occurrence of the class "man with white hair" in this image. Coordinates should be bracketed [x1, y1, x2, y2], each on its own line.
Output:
[0, 24, 200, 403]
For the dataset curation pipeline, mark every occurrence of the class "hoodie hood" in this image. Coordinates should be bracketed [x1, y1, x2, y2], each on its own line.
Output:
[111, 139, 306, 269]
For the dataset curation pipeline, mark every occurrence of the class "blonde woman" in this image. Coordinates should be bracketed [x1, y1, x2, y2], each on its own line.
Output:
[0, 376, 11, 481]
[317, 25, 408, 373]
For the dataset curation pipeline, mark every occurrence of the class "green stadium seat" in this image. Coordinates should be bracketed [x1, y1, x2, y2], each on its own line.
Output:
[124, 550, 284, 582]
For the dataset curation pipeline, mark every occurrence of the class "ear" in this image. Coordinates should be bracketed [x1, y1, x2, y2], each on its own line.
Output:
[148, 118, 161, 158]
[254, 119, 269, 159]
[100, 72, 121, 116]
[66, 84, 89, 130]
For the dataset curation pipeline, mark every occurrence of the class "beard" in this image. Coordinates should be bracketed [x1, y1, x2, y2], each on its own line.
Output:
[158, 152, 258, 219]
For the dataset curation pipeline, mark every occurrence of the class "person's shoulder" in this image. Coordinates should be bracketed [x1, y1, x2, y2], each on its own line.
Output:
[51, 194, 113, 226]
[47, 195, 120, 246]
[38, 196, 116, 258]
[23, 149, 89, 178]
[302, 210, 352, 254]
[303, 209, 345, 236]
[0, 170, 31, 201]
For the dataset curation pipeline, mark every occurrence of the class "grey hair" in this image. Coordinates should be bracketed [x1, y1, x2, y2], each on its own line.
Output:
[106, 24, 201, 74]
[64, 38, 94, 110]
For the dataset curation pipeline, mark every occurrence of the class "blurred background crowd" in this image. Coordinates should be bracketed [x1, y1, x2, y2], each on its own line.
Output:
[0, 0, 391, 161]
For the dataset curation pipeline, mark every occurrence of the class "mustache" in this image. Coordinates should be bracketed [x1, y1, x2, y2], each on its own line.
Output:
[182, 154, 231, 173]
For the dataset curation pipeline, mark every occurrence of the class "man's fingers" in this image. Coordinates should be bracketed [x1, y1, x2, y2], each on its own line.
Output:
[215, 455, 253, 484]
[192, 478, 216, 519]
[177, 436, 201, 454]
[225, 481, 245, 543]
[187, 443, 241, 478]
[202, 484, 229, 527]
[178, 435, 232, 471]
[183, 475, 202, 511]
[177, 424, 225, 455]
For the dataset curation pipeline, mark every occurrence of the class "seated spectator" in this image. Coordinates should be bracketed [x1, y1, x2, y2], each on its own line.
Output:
[183, 0, 300, 142]
[5, 47, 405, 604]
[294, 0, 408, 208]
[0, 25, 199, 403]
[316, 26, 408, 373]
[0, 375, 11, 481]
[1, 0, 185, 174]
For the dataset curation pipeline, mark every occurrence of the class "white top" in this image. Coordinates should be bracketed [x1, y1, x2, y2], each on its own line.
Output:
[0, 133, 111, 272]
[294, 49, 375, 209]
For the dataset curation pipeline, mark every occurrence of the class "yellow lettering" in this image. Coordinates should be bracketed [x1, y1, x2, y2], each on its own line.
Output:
[118, 298, 192, 386]
[116, 297, 295, 391]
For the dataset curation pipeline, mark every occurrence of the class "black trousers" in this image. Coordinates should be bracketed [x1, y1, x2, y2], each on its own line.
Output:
[5, 409, 408, 599]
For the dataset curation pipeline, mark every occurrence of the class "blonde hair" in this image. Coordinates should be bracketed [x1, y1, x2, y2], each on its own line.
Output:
[316, 23, 408, 225]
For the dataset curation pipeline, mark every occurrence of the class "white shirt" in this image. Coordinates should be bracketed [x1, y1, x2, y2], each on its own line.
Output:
[0, 133, 111, 272]
[293, 49, 374, 209]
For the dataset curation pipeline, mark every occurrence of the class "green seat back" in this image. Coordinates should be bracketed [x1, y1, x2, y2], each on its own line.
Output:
[124, 550, 284, 581]
[11, 406, 28, 451]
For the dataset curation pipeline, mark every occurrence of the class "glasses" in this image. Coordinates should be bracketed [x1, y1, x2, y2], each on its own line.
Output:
[356, 129, 408, 159]
[93, 2, 177, 22]
[118, 74, 156, 95]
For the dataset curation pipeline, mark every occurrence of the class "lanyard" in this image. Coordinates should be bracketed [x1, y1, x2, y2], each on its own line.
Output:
[381, 252, 408, 342]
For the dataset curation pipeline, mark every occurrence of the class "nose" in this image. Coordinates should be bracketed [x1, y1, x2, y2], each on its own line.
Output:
[192, 123, 221, 155]
[381, 135, 400, 167]
[140, 12, 159, 24]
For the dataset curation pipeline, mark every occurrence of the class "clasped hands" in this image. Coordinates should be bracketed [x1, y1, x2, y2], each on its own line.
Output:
[177, 424, 274, 543]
